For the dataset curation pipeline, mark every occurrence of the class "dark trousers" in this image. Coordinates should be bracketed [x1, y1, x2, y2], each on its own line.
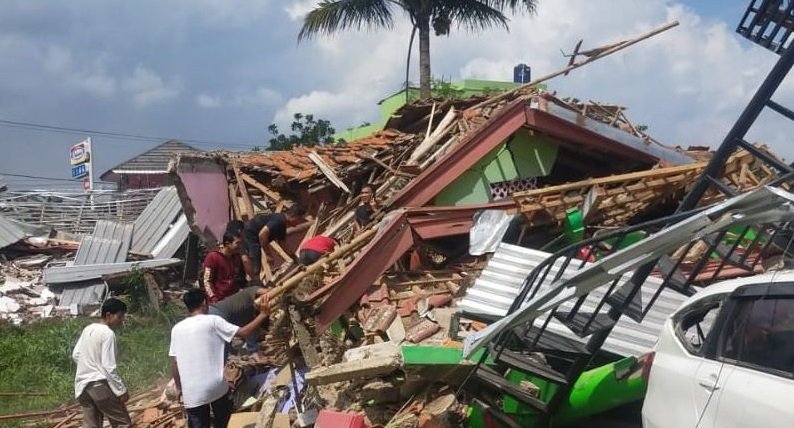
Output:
[185, 393, 233, 428]
[244, 232, 262, 274]
[298, 249, 323, 266]
[77, 380, 132, 428]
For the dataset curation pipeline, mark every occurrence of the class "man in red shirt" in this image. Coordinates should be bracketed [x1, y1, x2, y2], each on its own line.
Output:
[298, 235, 337, 266]
[203, 231, 243, 304]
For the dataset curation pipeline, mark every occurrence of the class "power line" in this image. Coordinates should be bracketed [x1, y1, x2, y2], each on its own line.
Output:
[0, 172, 113, 184]
[0, 118, 258, 149]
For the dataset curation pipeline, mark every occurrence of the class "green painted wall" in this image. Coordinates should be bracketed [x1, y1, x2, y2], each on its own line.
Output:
[335, 123, 383, 142]
[333, 80, 546, 141]
[434, 132, 558, 206]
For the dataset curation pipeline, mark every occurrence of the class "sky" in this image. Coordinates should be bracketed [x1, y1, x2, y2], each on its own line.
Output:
[1, 0, 793, 191]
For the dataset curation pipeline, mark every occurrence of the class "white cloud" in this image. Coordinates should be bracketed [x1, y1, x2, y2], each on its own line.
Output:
[273, 20, 411, 128]
[180, 0, 272, 28]
[37, 45, 118, 98]
[195, 86, 282, 108]
[122, 65, 182, 107]
[233, 86, 282, 106]
[285, 0, 315, 21]
[275, 0, 794, 160]
[196, 93, 222, 108]
[275, 89, 370, 125]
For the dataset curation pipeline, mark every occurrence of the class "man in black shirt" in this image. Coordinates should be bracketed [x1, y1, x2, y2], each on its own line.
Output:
[242, 205, 306, 280]
[208, 286, 268, 352]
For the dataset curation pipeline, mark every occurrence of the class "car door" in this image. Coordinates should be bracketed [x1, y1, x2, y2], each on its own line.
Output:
[642, 294, 726, 428]
[706, 288, 794, 428]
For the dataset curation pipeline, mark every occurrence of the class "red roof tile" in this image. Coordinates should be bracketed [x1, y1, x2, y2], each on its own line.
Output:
[233, 130, 416, 181]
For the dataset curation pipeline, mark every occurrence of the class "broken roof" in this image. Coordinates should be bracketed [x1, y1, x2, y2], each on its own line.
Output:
[100, 140, 201, 181]
[0, 214, 25, 249]
[219, 130, 419, 182]
[389, 92, 696, 208]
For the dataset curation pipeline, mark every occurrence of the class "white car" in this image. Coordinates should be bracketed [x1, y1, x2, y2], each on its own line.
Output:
[642, 271, 794, 428]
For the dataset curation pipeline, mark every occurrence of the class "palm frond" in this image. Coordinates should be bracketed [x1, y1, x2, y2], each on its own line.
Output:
[436, 0, 509, 32]
[480, 0, 538, 15]
[298, 0, 394, 41]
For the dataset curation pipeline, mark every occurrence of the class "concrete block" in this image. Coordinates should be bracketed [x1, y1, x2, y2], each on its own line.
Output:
[306, 355, 402, 386]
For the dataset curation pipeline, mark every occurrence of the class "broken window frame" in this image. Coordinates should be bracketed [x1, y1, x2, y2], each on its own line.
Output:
[673, 294, 726, 356]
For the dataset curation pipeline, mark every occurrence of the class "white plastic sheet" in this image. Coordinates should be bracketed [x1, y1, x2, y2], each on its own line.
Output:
[469, 210, 516, 256]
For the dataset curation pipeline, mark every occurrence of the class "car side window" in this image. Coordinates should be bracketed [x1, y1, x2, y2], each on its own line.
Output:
[721, 297, 794, 377]
[673, 296, 723, 355]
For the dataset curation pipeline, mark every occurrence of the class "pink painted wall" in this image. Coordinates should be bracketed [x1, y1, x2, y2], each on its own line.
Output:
[173, 158, 229, 245]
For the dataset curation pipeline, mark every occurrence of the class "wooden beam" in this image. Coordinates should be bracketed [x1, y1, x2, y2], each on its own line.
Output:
[240, 172, 283, 205]
[257, 228, 376, 303]
[260, 251, 273, 282]
[228, 183, 241, 220]
[233, 165, 255, 220]
[270, 241, 294, 263]
[309, 151, 351, 193]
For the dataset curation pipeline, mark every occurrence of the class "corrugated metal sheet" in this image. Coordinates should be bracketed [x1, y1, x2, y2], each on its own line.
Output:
[58, 282, 106, 308]
[100, 140, 200, 181]
[0, 214, 25, 249]
[74, 220, 134, 265]
[459, 243, 689, 357]
[44, 258, 181, 284]
[130, 187, 182, 255]
[151, 214, 189, 259]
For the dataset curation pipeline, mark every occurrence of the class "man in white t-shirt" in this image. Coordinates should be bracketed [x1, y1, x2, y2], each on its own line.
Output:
[169, 288, 270, 428]
[72, 298, 131, 428]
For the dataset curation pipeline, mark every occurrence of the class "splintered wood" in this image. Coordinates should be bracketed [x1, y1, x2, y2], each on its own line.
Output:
[513, 148, 782, 228]
[36, 384, 184, 428]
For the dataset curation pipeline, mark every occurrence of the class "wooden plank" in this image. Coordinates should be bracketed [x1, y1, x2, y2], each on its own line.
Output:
[143, 274, 163, 310]
[269, 241, 293, 263]
[308, 151, 351, 193]
[240, 172, 283, 205]
[228, 183, 241, 220]
[288, 305, 321, 368]
[233, 165, 254, 220]
[299, 204, 323, 248]
[260, 251, 273, 282]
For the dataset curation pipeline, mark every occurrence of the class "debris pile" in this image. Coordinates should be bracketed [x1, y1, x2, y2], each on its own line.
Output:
[157, 77, 787, 425]
[11, 21, 793, 428]
[0, 187, 191, 324]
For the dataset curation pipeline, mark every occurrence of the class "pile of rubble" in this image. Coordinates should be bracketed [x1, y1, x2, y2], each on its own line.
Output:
[12, 22, 792, 428]
[148, 81, 786, 426]
[0, 187, 191, 325]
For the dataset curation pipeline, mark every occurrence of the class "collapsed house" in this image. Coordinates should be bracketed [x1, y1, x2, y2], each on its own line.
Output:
[9, 82, 787, 427]
[128, 85, 787, 428]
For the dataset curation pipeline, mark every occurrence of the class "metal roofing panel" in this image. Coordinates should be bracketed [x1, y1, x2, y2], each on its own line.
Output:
[58, 282, 106, 307]
[541, 102, 695, 166]
[458, 243, 689, 357]
[44, 258, 181, 284]
[74, 220, 134, 265]
[151, 214, 189, 259]
[0, 214, 25, 249]
[130, 187, 182, 255]
[100, 140, 200, 180]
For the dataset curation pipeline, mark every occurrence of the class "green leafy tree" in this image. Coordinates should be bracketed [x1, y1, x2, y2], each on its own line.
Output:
[298, 0, 538, 100]
[267, 113, 339, 151]
[431, 79, 465, 99]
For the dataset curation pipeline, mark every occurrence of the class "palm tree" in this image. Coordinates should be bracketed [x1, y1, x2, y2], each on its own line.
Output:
[298, 1, 538, 99]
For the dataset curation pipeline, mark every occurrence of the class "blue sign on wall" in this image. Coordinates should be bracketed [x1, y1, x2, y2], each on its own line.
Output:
[71, 163, 88, 178]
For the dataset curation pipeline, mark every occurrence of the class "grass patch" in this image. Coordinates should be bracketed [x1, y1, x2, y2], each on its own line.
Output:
[0, 305, 184, 417]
